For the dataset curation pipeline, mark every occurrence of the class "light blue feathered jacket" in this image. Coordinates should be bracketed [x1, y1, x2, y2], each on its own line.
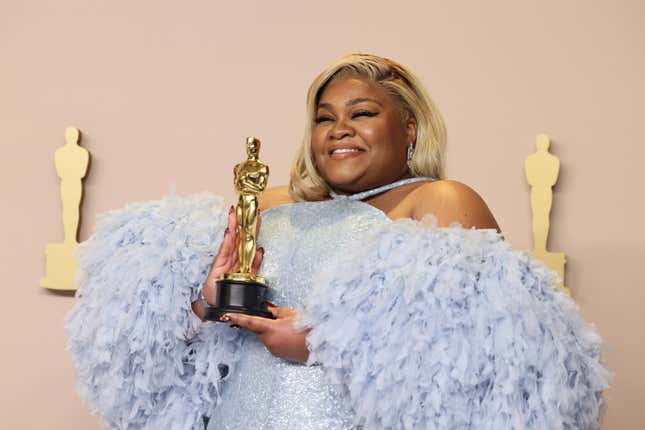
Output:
[66, 193, 608, 429]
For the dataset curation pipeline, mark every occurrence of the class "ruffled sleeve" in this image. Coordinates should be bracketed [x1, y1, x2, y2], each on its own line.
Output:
[300, 218, 609, 430]
[66, 192, 244, 430]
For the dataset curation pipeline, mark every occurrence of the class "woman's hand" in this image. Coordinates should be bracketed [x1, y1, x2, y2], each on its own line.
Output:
[191, 206, 264, 320]
[224, 307, 310, 364]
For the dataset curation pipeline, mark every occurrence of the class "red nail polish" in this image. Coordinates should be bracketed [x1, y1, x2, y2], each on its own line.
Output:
[229, 205, 234, 214]
[259, 247, 265, 254]
[265, 300, 276, 308]
[224, 227, 230, 235]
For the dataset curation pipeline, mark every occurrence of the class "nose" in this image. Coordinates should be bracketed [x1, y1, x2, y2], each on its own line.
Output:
[330, 117, 354, 140]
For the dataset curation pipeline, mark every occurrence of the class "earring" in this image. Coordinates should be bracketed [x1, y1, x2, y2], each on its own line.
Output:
[406, 143, 415, 170]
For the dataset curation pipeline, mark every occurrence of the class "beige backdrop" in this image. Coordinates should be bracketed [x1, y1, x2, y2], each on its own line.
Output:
[2, 0, 643, 428]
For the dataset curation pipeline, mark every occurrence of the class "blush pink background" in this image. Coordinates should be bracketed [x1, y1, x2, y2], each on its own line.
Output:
[2, 1, 643, 428]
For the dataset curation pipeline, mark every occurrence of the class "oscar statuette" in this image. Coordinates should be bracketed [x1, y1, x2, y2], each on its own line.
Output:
[203, 137, 274, 321]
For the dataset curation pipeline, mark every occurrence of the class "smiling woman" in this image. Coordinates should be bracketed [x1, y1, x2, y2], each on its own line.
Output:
[312, 77, 416, 191]
[291, 54, 446, 201]
[67, 53, 607, 430]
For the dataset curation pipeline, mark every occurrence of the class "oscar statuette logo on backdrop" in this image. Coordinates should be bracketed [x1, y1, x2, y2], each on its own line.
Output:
[525, 133, 567, 294]
[40, 126, 89, 291]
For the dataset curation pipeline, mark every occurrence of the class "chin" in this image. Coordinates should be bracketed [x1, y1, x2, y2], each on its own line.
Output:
[317, 159, 370, 192]
[323, 171, 368, 193]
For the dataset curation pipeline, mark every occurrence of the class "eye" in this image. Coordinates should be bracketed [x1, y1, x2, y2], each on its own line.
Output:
[352, 111, 377, 119]
[314, 115, 333, 124]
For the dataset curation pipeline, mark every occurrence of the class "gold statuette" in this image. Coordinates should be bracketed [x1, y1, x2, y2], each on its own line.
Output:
[224, 137, 270, 283]
[203, 137, 274, 320]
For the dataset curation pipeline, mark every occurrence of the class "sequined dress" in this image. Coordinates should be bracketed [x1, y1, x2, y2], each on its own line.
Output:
[66, 187, 608, 430]
[209, 199, 388, 429]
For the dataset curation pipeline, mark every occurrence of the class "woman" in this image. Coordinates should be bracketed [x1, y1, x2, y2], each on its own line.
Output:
[67, 54, 607, 429]
[194, 54, 499, 359]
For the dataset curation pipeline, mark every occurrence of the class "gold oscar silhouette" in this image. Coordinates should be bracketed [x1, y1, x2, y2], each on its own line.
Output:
[525, 134, 568, 293]
[203, 137, 274, 320]
[40, 127, 90, 290]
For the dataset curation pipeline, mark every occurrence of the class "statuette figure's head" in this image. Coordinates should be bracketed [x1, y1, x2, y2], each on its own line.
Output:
[536, 134, 550, 151]
[65, 127, 80, 145]
[246, 137, 261, 159]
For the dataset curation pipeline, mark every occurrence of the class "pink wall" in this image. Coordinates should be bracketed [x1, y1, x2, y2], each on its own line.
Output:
[2, 1, 643, 428]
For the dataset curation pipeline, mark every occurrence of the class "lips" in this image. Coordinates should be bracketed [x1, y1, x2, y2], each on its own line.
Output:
[328, 145, 365, 160]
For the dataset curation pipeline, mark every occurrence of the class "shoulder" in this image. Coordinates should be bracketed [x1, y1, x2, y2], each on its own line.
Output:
[259, 186, 294, 211]
[408, 180, 500, 231]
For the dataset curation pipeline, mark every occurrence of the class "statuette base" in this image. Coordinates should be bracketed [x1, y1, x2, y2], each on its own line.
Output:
[203, 278, 274, 321]
[40, 242, 79, 290]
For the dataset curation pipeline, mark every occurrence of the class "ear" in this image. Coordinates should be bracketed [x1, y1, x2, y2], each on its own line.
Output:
[405, 116, 417, 146]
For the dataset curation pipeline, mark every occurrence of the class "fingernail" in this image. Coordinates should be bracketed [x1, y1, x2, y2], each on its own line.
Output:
[230, 324, 241, 330]
[259, 247, 265, 254]
[265, 300, 276, 308]
[220, 314, 231, 322]
[224, 227, 230, 235]
[229, 205, 234, 214]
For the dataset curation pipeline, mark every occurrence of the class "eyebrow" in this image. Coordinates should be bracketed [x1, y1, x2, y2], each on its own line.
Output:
[317, 97, 383, 110]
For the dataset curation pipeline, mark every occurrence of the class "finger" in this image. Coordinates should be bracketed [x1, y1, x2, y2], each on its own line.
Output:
[212, 205, 237, 264]
[224, 313, 272, 334]
[268, 306, 296, 319]
[214, 227, 235, 264]
[210, 237, 238, 282]
[230, 235, 240, 272]
[228, 204, 237, 228]
[225, 205, 238, 245]
[268, 305, 279, 318]
[251, 247, 264, 275]
[223, 226, 239, 264]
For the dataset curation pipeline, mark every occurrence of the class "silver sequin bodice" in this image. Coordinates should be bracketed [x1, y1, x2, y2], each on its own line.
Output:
[208, 199, 389, 429]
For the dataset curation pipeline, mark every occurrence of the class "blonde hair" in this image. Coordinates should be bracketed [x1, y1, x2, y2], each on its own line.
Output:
[288, 53, 447, 201]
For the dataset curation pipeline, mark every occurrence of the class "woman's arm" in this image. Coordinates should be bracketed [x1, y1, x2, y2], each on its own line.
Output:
[66, 193, 243, 428]
[410, 179, 500, 231]
[223, 308, 310, 363]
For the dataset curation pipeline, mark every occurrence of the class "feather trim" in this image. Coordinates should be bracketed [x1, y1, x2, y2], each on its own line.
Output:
[65, 192, 242, 429]
[300, 217, 609, 429]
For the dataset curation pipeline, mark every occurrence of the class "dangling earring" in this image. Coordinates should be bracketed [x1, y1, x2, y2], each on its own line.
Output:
[406, 143, 415, 171]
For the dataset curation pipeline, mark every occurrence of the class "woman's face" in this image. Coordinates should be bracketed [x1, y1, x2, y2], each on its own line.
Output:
[312, 76, 416, 194]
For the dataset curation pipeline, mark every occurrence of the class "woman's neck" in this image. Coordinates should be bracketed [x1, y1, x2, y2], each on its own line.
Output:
[330, 171, 414, 196]
[329, 175, 433, 202]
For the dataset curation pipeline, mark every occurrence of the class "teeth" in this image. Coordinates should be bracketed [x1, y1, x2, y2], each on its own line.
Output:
[332, 148, 360, 154]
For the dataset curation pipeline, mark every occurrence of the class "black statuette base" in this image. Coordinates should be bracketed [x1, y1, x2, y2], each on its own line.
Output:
[203, 278, 274, 321]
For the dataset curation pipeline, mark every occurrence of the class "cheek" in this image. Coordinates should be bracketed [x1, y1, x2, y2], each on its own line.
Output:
[380, 118, 409, 150]
[312, 129, 332, 166]
[366, 123, 409, 164]
[311, 128, 326, 153]
[364, 115, 400, 141]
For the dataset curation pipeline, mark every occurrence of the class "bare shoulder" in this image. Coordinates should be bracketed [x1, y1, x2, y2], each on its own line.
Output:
[409, 179, 500, 231]
[259, 185, 295, 211]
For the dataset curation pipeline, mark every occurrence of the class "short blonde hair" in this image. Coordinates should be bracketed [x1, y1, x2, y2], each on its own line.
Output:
[288, 53, 447, 201]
